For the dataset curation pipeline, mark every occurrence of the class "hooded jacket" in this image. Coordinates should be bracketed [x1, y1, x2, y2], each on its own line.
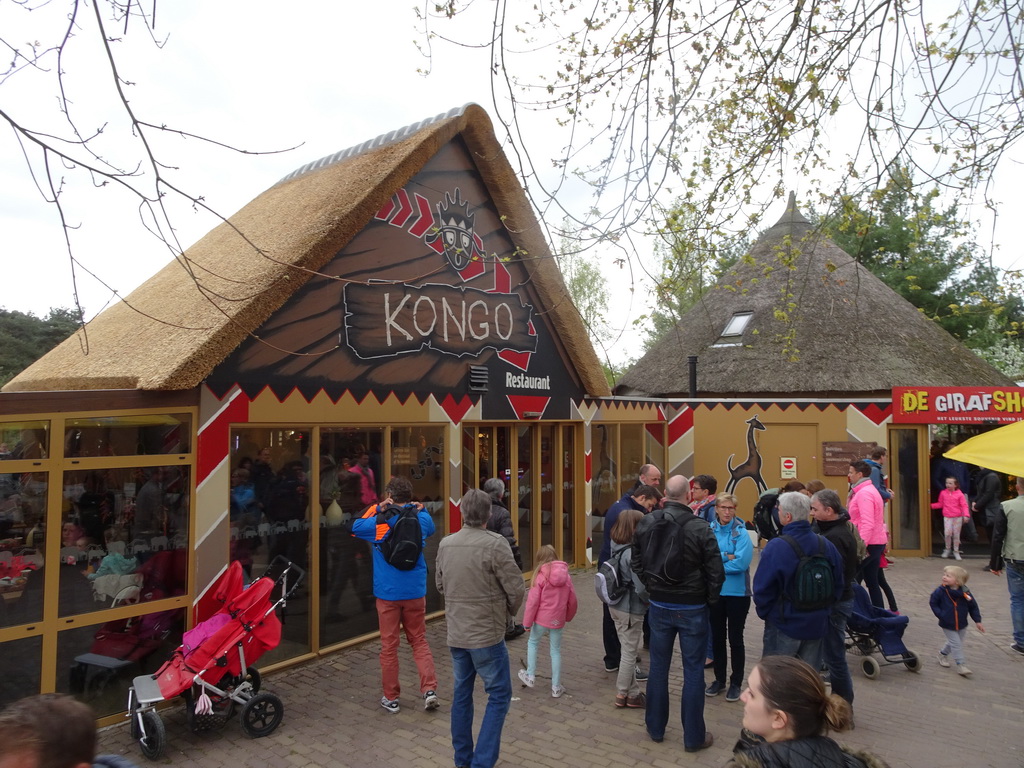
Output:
[726, 735, 888, 768]
[711, 516, 753, 597]
[930, 488, 970, 519]
[929, 584, 982, 631]
[523, 560, 578, 629]
[847, 480, 887, 545]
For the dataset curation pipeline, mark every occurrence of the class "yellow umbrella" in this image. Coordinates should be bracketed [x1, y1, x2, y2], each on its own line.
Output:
[943, 420, 1024, 477]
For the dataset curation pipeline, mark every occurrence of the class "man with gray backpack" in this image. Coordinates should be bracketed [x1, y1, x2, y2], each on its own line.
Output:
[753, 491, 845, 671]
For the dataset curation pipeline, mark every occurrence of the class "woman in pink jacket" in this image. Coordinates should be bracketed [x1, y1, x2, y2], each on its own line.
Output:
[848, 460, 888, 609]
[518, 545, 578, 698]
[931, 476, 970, 560]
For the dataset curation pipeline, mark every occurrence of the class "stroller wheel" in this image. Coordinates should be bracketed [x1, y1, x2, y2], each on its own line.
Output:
[138, 711, 166, 760]
[240, 692, 284, 738]
[861, 656, 881, 680]
[245, 666, 262, 693]
[902, 651, 922, 672]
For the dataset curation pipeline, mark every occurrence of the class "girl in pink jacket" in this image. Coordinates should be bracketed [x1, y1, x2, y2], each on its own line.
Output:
[519, 545, 578, 698]
[931, 477, 971, 560]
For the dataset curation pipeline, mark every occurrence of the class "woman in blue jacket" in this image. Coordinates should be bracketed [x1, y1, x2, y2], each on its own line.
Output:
[706, 492, 754, 702]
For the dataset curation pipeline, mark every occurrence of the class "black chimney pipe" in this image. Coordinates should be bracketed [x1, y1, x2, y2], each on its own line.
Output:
[688, 355, 698, 398]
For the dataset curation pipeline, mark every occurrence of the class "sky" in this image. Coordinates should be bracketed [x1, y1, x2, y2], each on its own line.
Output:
[1, 1, 1021, 368]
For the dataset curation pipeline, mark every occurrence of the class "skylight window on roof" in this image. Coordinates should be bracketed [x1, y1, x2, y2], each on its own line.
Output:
[721, 312, 753, 337]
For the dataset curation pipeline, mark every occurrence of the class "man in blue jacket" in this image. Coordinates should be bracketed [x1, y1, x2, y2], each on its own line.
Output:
[753, 491, 845, 670]
[353, 476, 439, 714]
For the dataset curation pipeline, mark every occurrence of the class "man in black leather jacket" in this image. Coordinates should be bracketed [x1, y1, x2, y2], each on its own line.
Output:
[631, 475, 724, 753]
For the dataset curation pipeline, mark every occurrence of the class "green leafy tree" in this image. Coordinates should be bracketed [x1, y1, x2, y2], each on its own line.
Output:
[640, 206, 750, 353]
[819, 170, 1020, 343]
[0, 308, 80, 387]
[420, 1, 1023, 272]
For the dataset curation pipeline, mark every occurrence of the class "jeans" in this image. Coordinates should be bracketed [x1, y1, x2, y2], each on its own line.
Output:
[646, 603, 708, 748]
[761, 622, 824, 671]
[1006, 562, 1024, 646]
[526, 625, 563, 688]
[824, 597, 854, 704]
[709, 595, 750, 688]
[609, 607, 644, 697]
[376, 597, 437, 700]
[450, 642, 512, 768]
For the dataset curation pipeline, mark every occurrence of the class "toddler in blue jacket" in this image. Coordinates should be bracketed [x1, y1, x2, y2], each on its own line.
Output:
[929, 565, 985, 677]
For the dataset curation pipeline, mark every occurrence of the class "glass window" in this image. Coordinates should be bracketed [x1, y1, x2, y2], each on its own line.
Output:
[229, 428, 311, 665]
[619, 424, 644, 497]
[0, 635, 42, 708]
[391, 427, 445, 613]
[517, 425, 535, 572]
[318, 428, 384, 647]
[540, 425, 554, 548]
[64, 414, 191, 457]
[1, 472, 46, 628]
[722, 312, 753, 336]
[57, 610, 185, 717]
[561, 426, 575, 565]
[462, 426, 478, 498]
[0, 421, 49, 461]
[592, 424, 618, 559]
[60, 466, 190, 618]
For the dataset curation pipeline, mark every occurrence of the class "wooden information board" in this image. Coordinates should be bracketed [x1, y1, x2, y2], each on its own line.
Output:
[822, 441, 877, 476]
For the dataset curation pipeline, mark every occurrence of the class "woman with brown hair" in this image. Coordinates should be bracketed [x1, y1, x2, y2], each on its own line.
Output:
[727, 656, 888, 768]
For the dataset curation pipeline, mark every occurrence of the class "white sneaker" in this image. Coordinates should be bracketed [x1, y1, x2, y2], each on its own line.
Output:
[551, 684, 565, 698]
[941, 549, 950, 558]
[517, 669, 535, 688]
[957, 664, 972, 677]
[938, 653, 951, 667]
[423, 691, 440, 711]
[953, 551, 962, 560]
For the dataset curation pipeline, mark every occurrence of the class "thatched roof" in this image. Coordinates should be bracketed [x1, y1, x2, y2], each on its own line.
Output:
[6, 105, 610, 397]
[616, 194, 1013, 398]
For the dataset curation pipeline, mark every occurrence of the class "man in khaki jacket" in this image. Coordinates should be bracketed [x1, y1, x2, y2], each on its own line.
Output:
[436, 489, 525, 768]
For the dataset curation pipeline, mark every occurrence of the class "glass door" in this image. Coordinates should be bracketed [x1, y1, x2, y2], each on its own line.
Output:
[889, 425, 929, 556]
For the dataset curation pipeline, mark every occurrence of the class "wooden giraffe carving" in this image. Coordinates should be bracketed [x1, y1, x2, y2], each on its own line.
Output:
[725, 415, 768, 494]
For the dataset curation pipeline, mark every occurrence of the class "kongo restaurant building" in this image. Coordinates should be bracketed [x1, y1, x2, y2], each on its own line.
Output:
[0, 106, 666, 715]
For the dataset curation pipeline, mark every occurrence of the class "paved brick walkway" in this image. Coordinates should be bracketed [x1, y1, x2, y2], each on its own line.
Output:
[100, 554, 1024, 767]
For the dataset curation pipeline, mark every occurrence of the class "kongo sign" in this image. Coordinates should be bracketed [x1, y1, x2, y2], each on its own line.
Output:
[892, 387, 1024, 424]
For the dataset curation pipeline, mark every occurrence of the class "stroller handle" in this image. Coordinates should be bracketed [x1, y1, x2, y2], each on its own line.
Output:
[265, 556, 305, 601]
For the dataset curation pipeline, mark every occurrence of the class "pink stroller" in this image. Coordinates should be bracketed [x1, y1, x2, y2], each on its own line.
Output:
[127, 558, 303, 759]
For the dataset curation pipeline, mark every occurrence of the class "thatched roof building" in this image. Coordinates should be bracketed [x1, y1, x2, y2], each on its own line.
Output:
[616, 194, 1013, 398]
[5, 104, 609, 399]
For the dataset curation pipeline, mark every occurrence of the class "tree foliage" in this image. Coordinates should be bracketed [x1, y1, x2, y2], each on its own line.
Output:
[0, 307, 80, 386]
[420, 0, 1024, 265]
[820, 168, 1020, 338]
[640, 206, 750, 353]
[817, 169, 1024, 377]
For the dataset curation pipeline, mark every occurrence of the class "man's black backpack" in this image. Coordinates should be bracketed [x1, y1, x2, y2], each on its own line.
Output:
[642, 508, 703, 586]
[376, 504, 424, 571]
[781, 534, 835, 611]
[753, 491, 781, 541]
